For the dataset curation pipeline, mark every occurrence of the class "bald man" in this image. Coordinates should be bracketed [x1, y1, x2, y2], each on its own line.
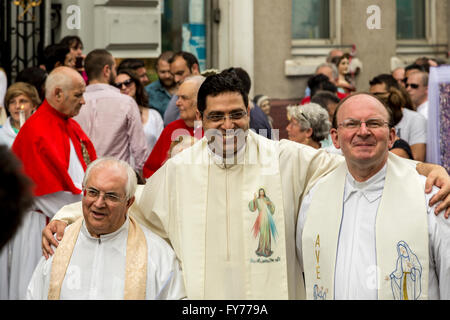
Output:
[9, 66, 97, 299]
[297, 93, 450, 300]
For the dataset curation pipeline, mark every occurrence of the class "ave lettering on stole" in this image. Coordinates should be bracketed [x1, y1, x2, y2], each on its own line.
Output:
[315, 234, 320, 279]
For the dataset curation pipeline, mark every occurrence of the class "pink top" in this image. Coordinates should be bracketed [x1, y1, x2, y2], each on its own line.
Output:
[74, 84, 150, 170]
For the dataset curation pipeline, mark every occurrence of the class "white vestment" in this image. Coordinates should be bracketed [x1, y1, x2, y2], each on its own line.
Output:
[297, 157, 450, 300]
[53, 130, 344, 299]
[7, 140, 84, 300]
[26, 216, 186, 300]
[135, 130, 343, 299]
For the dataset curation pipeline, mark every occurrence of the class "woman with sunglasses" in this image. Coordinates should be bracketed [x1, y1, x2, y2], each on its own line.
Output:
[114, 69, 163, 152]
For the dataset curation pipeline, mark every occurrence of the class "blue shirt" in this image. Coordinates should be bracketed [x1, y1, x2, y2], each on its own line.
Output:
[145, 79, 172, 119]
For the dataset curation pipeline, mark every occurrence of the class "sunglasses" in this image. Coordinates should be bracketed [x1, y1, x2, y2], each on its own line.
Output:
[405, 83, 419, 89]
[114, 78, 133, 89]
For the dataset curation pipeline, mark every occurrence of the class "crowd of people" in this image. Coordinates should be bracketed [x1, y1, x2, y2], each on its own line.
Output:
[0, 37, 449, 301]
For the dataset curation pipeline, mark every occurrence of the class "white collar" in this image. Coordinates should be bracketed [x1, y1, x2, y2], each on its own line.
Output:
[207, 133, 248, 169]
[344, 164, 387, 203]
[81, 214, 130, 242]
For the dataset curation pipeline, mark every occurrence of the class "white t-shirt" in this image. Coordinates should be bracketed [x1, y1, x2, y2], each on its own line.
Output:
[417, 100, 429, 120]
[395, 108, 427, 146]
[143, 108, 164, 153]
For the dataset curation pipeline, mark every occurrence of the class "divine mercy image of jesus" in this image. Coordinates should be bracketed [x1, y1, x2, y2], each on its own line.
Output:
[248, 188, 278, 257]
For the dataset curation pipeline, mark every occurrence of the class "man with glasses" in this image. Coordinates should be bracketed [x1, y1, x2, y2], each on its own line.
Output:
[297, 93, 450, 300]
[142, 75, 204, 178]
[44, 73, 450, 300]
[74, 49, 149, 175]
[406, 71, 429, 120]
[27, 158, 186, 300]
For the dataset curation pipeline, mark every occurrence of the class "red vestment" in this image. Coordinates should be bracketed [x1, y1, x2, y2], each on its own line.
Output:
[300, 91, 348, 105]
[12, 100, 97, 196]
[143, 119, 203, 178]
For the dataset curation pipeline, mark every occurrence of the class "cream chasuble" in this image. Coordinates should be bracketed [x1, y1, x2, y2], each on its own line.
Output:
[301, 153, 429, 300]
[134, 130, 343, 299]
[48, 215, 148, 300]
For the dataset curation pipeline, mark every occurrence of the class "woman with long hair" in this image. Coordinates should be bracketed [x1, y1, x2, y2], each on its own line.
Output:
[114, 69, 163, 152]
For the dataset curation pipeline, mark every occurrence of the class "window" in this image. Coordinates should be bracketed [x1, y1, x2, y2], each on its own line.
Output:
[161, 0, 207, 70]
[396, 0, 425, 39]
[292, 0, 330, 39]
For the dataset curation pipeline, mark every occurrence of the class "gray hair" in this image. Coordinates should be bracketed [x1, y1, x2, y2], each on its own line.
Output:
[183, 75, 206, 88]
[82, 157, 137, 200]
[315, 63, 338, 80]
[286, 103, 331, 143]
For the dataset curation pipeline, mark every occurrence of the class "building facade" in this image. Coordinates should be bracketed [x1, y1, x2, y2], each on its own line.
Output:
[2, 0, 449, 99]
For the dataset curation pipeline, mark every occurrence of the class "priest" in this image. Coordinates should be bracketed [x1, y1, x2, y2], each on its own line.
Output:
[142, 75, 204, 178]
[27, 158, 186, 300]
[10, 66, 97, 299]
[44, 72, 450, 300]
[297, 93, 450, 300]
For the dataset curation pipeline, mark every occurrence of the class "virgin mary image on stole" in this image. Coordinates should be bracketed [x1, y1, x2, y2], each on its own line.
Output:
[389, 241, 423, 300]
[248, 188, 278, 257]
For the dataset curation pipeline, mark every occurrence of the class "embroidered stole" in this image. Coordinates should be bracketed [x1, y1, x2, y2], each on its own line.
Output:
[302, 154, 429, 300]
[170, 129, 289, 299]
[48, 216, 148, 300]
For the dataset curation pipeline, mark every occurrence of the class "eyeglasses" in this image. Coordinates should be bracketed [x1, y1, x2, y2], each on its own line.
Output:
[113, 78, 133, 89]
[83, 187, 126, 204]
[405, 83, 419, 89]
[338, 118, 389, 130]
[204, 110, 248, 122]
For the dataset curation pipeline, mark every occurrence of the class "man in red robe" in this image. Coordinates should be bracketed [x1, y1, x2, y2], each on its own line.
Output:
[9, 66, 96, 299]
[143, 76, 204, 178]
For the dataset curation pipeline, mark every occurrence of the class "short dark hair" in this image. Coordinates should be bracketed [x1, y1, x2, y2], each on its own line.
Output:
[155, 51, 174, 70]
[308, 74, 337, 97]
[405, 63, 426, 74]
[311, 90, 340, 111]
[15, 67, 48, 102]
[197, 72, 248, 115]
[60, 35, 83, 50]
[0, 146, 33, 249]
[117, 58, 145, 72]
[221, 67, 251, 94]
[369, 74, 399, 91]
[43, 43, 70, 72]
[85, 49, 114, 81]
[169, 51, 199, 71]
[331, 93, 393, 129]
[116, 68, 149, 108]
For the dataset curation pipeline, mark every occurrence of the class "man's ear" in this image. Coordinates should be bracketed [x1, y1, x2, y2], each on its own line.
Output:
[330, 128, 340, 149]
[103, 64, 110, 79]
[126, 196, 135, 209]
[192, 63, 200, 75]
[195, 109, 201, 121]
[54, 87, 64, 102]
[305, 127, 313, 138]
[388, 127, 396, 149]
